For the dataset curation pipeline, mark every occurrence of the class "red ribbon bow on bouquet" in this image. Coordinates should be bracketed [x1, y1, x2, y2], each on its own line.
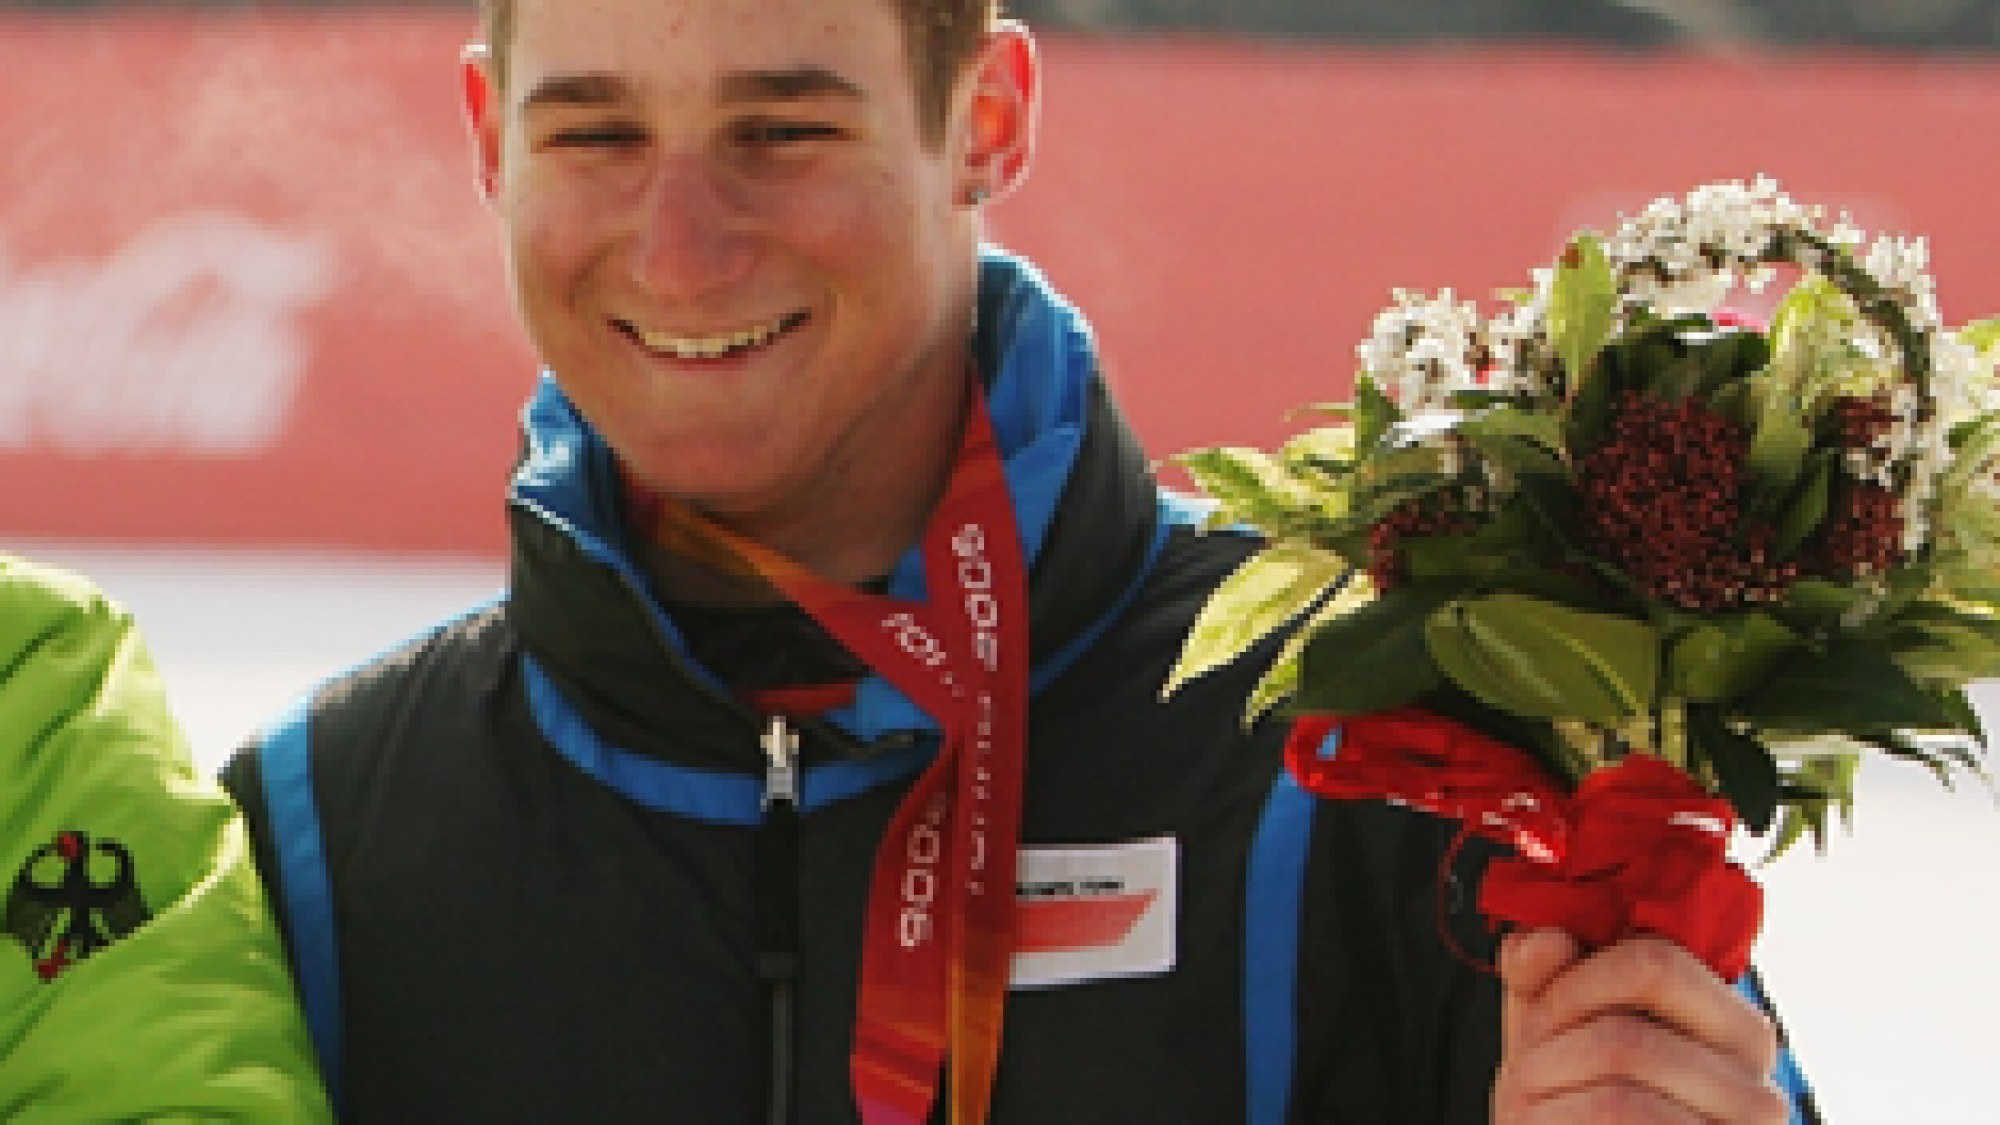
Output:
[1284, 709, 1763, 981]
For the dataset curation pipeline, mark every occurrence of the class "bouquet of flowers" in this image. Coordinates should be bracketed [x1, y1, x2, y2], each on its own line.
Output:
[1167, 178, 2000, 978]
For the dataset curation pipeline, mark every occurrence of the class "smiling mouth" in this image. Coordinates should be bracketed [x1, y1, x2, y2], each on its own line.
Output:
[618, 310, 811, 361]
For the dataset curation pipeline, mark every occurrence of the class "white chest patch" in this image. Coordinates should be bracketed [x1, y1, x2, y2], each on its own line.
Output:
[1009, 835, 1178, 989]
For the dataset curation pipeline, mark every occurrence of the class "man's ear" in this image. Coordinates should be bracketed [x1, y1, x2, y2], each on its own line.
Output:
[461, 44, 503, 203]
[957, 21, 1039, 205]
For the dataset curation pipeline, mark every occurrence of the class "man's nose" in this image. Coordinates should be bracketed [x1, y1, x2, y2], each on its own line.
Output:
[626, 157, 754, 301]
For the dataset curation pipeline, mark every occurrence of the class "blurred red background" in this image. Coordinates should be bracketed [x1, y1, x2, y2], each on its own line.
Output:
[7, 11, 2000, 555]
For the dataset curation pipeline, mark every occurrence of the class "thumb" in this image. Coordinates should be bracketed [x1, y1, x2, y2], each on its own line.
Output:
[1498, 927, 1580, 1048]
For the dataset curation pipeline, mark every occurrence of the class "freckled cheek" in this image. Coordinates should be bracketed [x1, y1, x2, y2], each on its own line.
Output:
[785, 182, 927, 276]
[508, 192, 621, 295]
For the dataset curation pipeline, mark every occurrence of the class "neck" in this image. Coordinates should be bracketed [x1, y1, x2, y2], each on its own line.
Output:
[635, 369, 975, 603]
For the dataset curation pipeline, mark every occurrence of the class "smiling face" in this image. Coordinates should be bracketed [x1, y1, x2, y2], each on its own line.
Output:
[466, 0, 1034, 574]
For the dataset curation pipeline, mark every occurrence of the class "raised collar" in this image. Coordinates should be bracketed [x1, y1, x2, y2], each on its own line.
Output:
[506, 249, 1163, 769]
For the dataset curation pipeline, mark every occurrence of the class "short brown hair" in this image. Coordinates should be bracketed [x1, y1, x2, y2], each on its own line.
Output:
[476, 0, 999, 144]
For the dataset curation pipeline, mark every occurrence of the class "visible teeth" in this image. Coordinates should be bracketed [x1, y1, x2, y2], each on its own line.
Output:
[635, 315, 793, 359]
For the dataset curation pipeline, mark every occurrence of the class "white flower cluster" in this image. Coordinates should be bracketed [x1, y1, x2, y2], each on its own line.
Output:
[1842, 382, 1943, 556]
[1842, 236, 1969, 558]
[1903, 332, 2000, 556]
[1934, 334, 1999, 420]
[1355, 288, 1485, 410]
[1603, 176, 1814, 315]
[1864, 235, 1943, 333]
[1345, 178, 1991, 568]
[1485, 267, 1559, 399]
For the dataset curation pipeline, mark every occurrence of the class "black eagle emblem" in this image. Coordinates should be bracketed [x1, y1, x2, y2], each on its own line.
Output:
[5, 831, 152, 982]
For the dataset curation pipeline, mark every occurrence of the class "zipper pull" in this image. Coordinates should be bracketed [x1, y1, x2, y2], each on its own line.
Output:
[761, 716, 799, 810]
[755, 715, 801, 1125]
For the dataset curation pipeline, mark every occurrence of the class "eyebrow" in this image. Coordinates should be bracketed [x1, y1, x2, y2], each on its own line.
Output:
[519, 66, 864, 117]
[719, 66, 865, 104]
[519, 72, 630, 115]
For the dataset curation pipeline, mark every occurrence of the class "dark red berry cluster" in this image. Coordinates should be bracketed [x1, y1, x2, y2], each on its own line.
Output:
[1807, 479, 1905, 577]
[1578, 393, 1797, 611]
[1826, 393, 1896, 450]
[1367, 495, 1470, 591]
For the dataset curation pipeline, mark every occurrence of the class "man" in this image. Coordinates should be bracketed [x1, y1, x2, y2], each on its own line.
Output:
[1, 553, 333, 1121]
[223, 1, 1816, 1121]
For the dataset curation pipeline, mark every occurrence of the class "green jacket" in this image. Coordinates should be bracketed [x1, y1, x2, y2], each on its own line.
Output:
[0, 554, 333, 1122]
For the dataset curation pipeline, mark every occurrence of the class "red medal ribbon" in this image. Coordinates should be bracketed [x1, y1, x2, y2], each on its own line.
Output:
[636, 388, 1027, 1125]
[1284, 710, 1762, 980]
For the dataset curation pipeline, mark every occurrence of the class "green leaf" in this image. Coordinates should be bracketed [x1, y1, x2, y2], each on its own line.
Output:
[1280, 425, 1358, 472]
[1549, 233, 1620, 385]
[1666, 613, 1802, 703]
[1939, 502, 2000, 582]
[1510, 470, 1586, 553]
[1400, 533, 1502, 585]
[1460, 432, 1567, 482]
[1419, 682, 1588, 786]
[1424, 593, 1658, 724]
[1763, 753, 1859, 860]
[1243, 652, 1300, 726]
[1733, 640, 1953, 731]
[1640, 323, 1767, 404]
[1562, 326, 1644, 456]
[1940, 410, 2000, 500]
[1939, 686, 1991, 750]
[1164, 542, 1350, 697]
[1958, 316, 2000, 356]
[1423, 605, 1552, 720]
[1459, 406, 1567, 455]
[1686, 704, 1782, 833]
[1745, 385, 1814, 495]
[1447, 389, 1523, 410]
[1243, 575, 1384, 722]
[1348, 472, 1452, 531]
[1770, 454, 1833, 557]
[1949, 584, 2000, 611]
[1874, 555, 1940, 625]
[1766, 272, 1860, 396]
[1398, 529, 1549, 592]
[1769, 272, 1850, 340]
[1369, 443, 1457, 482]
[1649, 352, 1711, 402]
[1774, 579, 1861, 628]
[1883, 602, 2000, 684]
[1855, 731, 1963, 788]
[1175, 447, 1301, 522]
[1291, 585, 1455, 714]
[1691, 328, 1773, 398]
[1763, 802, 1825, 861]
[1887, 600, 2000, 639]
[1353, 375, 1401, 457]
[1703, 378, 1754, 432]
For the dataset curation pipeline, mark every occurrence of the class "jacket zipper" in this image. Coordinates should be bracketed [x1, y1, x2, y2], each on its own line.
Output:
[522, 509, 922, 767]
[758, 716, 802, 1125]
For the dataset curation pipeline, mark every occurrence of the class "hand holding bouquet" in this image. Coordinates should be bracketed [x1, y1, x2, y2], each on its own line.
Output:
[1169, 178, 1999, 978]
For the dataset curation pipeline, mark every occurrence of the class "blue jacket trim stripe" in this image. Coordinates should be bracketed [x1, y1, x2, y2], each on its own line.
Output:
[257, 701, 344, 1112]
[523, 508, 1175, 824]
[977, 248, 1092, 564]
[524, 655, 935, 824]
[1735, 972, 1817, 1124]
[511, 388, 733, 704]
[1245, 767, 1319, 1125]
[1030, 508, 1174, 695]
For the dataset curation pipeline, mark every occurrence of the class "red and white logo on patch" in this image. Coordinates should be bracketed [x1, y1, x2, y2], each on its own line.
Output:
[1010, 836, 1177, 989]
